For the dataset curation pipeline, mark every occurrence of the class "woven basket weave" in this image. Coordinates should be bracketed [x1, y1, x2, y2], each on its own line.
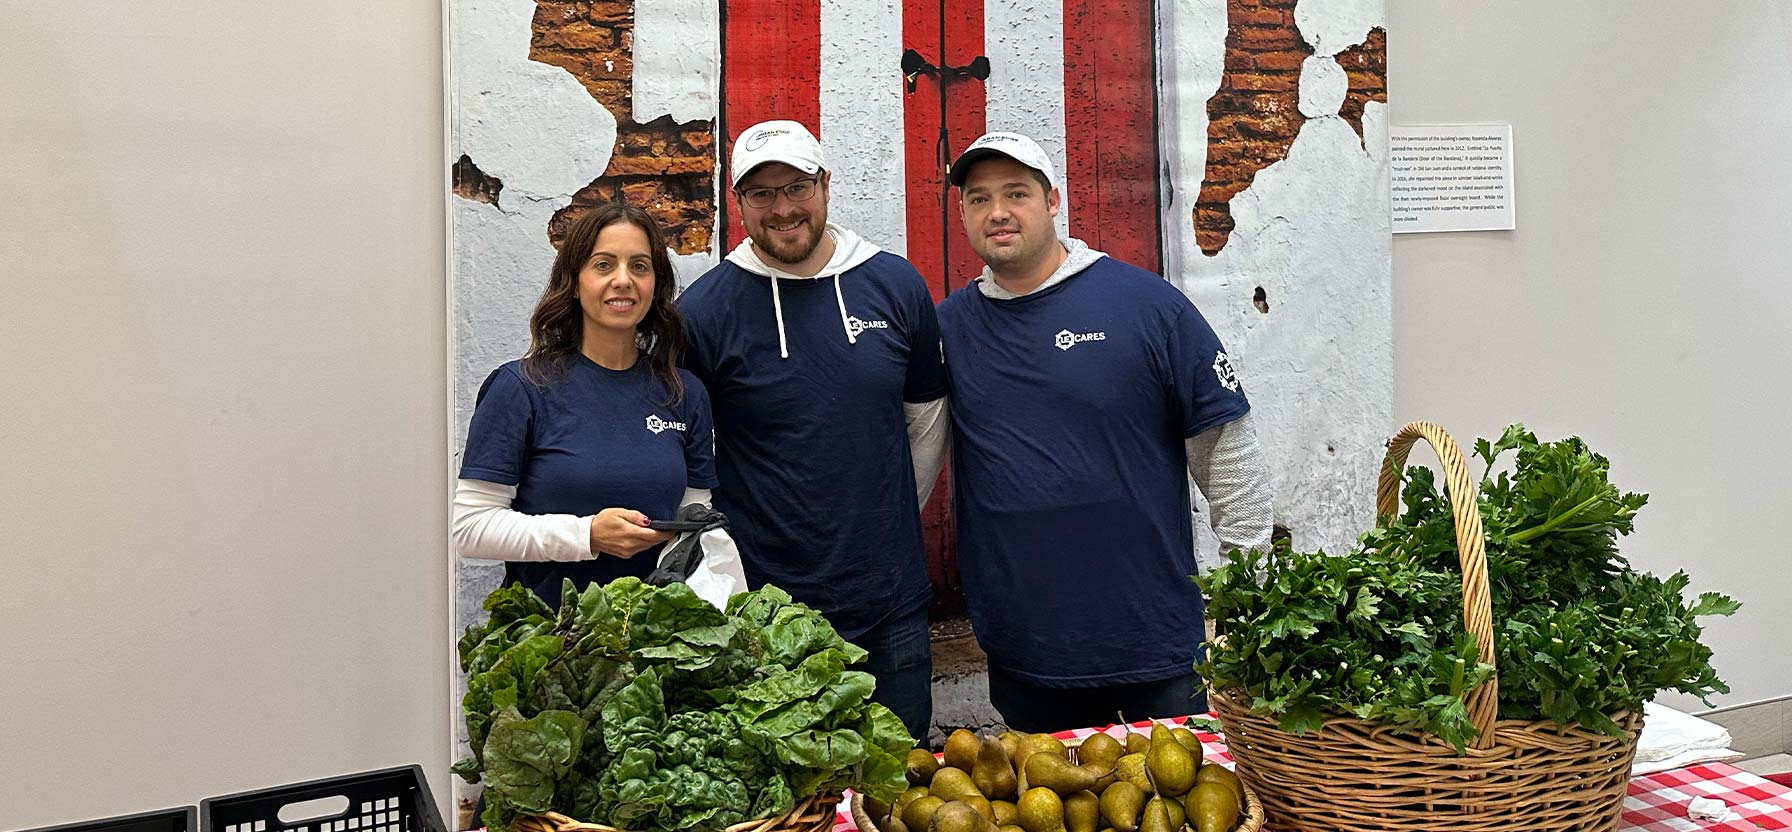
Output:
[514, 791, 840, 832]
[1212, 420, 1643, 832]
[848, 734, 1265, 832]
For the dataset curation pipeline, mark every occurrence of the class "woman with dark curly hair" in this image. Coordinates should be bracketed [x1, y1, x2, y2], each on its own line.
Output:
[452, 203, 717, 607]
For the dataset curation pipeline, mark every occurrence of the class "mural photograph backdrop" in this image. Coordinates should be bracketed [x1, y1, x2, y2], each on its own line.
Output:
[450, 0, 1390, 794]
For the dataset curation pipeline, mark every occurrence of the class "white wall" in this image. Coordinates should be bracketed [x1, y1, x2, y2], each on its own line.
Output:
[0, 1, 450, 825]
[1388, 1, 1792, 708]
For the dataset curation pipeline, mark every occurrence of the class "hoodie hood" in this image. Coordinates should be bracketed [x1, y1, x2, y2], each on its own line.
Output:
[725, 224, 882, 358]
[974, 237, 1106, 300]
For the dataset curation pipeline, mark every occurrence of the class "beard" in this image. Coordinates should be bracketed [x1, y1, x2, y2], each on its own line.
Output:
[753, 215, 826, 265]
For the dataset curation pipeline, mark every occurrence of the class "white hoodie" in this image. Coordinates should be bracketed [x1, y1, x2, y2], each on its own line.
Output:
[724, 223, 881, 359]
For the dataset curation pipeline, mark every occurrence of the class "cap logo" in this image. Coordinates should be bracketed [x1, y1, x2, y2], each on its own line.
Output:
[744, 129, 790, 151]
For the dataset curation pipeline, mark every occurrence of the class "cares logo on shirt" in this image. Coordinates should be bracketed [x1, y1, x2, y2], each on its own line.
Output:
[1053, 328, 1107, 351]
[644, 414, 688, 435]
[846, 315, 890, 338]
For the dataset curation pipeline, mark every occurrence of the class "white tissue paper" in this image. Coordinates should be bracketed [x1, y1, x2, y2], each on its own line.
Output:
[1633, 702, 1742, 775]
[1687, 795, 1739, 823]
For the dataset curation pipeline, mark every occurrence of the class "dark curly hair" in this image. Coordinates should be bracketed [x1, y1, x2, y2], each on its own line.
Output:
[521, 202, 685, 404]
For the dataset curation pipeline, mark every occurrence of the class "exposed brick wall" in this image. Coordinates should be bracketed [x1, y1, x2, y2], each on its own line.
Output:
[530, 0, 717, 254]
[1196, 0, 1312, 256]
[1197, 4, 1387, 256]
[452, 154, 504, 207]
[1337, 28, 1388, 147]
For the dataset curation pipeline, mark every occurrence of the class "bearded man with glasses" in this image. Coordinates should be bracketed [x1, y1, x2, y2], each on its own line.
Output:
[677, 120, 948, 744]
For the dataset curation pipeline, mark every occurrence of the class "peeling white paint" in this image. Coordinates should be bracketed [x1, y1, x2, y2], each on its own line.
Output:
[986, 0, 1071, 238]
[633, 0, 719, 124]
[1299, 54, 1348, 118]
[1162, 0, 1392, 569]
[821, 0, 909, 254]
[452, 0, 614, 202]
[1293, 0, 1382, 57]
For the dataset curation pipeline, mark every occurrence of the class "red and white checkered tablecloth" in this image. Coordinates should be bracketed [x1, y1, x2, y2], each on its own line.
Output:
[829, 716, 1792, 832]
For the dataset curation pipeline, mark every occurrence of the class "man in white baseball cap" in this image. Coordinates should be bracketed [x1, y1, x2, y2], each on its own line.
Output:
[677, 119, 949, 744]
[935, 130, 1275, 732]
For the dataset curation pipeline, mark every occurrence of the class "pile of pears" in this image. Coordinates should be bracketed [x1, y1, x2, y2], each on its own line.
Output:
[865, 724, 1246, 832]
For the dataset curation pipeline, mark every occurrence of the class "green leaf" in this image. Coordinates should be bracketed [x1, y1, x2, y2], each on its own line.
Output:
[482, 706, 586, 815]
[1688, 592, 1741, 617]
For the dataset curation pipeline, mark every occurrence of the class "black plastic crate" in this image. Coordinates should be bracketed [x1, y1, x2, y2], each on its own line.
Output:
[11, 807, 197, 832]
[200, 767, 444, 832]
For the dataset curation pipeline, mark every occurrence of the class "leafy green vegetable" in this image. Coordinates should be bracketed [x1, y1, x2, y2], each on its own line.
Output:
[454, 579, 913, 832]
[1199, 425, 1738, 753]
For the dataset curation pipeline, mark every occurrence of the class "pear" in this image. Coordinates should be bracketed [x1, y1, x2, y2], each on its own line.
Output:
[1016, 787, 1065, 832]
[958, 795, 998, 825]
[1076, 733, 1124, 769]
[886, 817, 911, 832]
[1187, 782, 1240, 832]
[866, 796, 893, 830]
[904, 796, 946, 832]
[1194, 765, 1244, 805]
[973, 735, 1019, 800]
[909, 748, 943, 786]
[894, 786, 931, 825]
[1025, 751, 1098, 795]
[1170, 727, 1203, 757]
[1113, 753, 1151, 793]
[932, 766, 984, 801]
[999, 731, 1024, 762]
[1124, 731, 1151, 756]
[991, 800, 1019, 826]
[1145, 726, 1196, 797]
[999, 827, 1026, 832]
[1082, 763, 1116, 794]
[945, 729, 982, 772]
[1063, 790, 1100, 832]
[931, 800, 998, 832]
[1098, 781, 1146, 832]
[1137, 798, 1171, 832]
[1014, 733, 1066, 795]
[1155, 797, 1184, 831]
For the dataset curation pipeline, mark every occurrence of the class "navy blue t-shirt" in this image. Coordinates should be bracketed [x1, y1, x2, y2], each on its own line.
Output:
[459, 356, 718, 608]
[678, 252, 947, 639]
[936, 256, 1250, 687]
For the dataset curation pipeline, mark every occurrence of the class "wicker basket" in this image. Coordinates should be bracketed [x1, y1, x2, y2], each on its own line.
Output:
[848, 733, 1266, 832]
[1212, 420, 1644, 832]
[514, 791, 841, 832]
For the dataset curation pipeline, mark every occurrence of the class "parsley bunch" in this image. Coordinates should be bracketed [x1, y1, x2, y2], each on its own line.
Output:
[1198, 425, 1738, 752]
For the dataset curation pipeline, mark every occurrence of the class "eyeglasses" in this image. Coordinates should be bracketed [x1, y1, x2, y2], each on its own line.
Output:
[736, 176, 821, 209]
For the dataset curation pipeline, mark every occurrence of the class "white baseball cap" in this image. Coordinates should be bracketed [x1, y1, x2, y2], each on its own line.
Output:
[730, 120, 825, 187]
[949, 131, 1058, 189]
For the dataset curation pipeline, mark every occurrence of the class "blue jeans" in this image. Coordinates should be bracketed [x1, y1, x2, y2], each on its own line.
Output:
[851, 602, 933, 746]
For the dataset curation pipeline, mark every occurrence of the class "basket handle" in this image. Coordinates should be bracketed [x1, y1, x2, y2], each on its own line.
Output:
[1376, 421, 1500, 750]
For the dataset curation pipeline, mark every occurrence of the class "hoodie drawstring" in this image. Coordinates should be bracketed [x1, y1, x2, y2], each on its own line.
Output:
[832, 276, 857, 346]
[770, 275, 789, 359]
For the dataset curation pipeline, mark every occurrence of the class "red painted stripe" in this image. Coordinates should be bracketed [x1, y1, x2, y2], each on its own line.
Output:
[942, 0, 986, 297]
[902, 0, 985, 303]
[901, 0, 946, 301]
[1063, 0, 1161, 272]
[722, 0, 823, 249]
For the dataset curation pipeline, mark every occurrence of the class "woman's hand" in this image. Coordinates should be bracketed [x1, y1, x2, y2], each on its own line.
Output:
[589, 508, 673, 558]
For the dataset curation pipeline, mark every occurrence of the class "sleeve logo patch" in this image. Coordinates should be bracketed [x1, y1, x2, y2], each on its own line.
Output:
[645, 414, 689, 435]
[1054, 328, 1107, 351]
[1213, 351, 1241, 391]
